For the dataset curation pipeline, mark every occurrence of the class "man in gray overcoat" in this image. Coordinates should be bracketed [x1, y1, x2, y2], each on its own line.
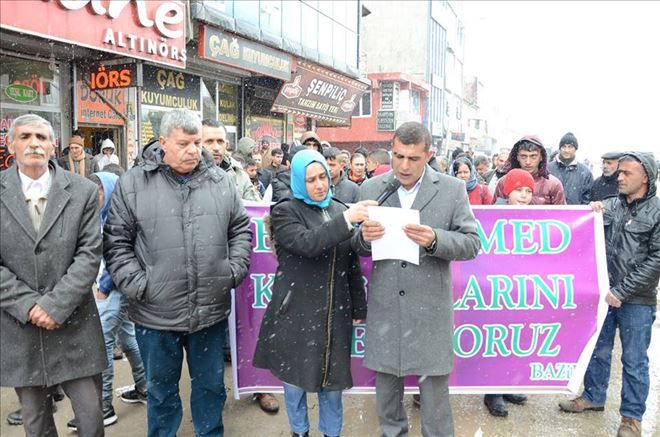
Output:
[354, 122, 481, 437]
[1, 114, 106, 436]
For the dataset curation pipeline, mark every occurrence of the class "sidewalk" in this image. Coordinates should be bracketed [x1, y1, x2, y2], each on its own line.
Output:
[2, 314, 658, 436]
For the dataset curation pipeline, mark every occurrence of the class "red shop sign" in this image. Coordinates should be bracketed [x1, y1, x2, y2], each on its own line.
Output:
[0, 0, 187, 68]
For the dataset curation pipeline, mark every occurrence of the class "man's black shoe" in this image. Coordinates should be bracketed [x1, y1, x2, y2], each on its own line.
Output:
[7, 401, 59, 426]
[484, 394, 508, 417]
[67, 406, 117, 430]
[503, 394, 527, 405]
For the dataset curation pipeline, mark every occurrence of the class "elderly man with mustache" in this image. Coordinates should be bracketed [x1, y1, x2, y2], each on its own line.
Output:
[1, 114, 106, 436]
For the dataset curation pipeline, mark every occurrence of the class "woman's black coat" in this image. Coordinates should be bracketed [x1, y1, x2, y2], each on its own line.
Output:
[252, 198, 367, 392]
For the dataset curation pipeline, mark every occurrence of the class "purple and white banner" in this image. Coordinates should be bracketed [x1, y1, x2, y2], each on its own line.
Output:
[229, 205, 609, 397]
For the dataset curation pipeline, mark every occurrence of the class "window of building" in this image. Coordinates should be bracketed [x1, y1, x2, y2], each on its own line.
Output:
[202, 0, 234, 17]
[201, 78, 217, 121]
[318, 14, 333, 61]
[411, 90, 421, 114]
[1, 54, 63, 168]
[333, 22, 346, 68]
[233, 0, 259, 23]
[260, 0, 282, 36]
[301, 3, 318, 54]
[352, 90, 371, 117]
[282, 0, 301, 45]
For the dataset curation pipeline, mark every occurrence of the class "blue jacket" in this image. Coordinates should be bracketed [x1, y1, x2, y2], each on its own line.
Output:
[96, 172, 118, 294]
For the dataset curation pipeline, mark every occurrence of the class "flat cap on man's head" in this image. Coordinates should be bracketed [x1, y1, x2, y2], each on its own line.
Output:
[601, 151, 623, 160]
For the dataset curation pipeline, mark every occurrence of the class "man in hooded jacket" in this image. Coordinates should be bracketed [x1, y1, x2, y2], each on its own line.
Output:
[559, 152, 658, 437]
[493, 136, 566, 205]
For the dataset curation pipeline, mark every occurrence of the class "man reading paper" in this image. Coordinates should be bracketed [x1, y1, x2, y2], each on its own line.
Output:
[353, 122, 481, 437]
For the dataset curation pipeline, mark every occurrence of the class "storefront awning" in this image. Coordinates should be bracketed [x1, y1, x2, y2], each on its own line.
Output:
[271, 60, 370, 126]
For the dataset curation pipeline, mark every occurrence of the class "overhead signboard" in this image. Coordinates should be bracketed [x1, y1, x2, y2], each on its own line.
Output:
[76, 80, 127, 126]
[271, 60, 370, 126]
[82, 63, 140, 91]
[0, 0, 187, 68]
[376, 110, 396, 131]
[141, 64, 200, 111]
[198, 25, 292, 81]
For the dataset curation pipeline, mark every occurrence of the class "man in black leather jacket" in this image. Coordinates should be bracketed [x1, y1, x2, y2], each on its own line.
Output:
[559, 151, 658, 437]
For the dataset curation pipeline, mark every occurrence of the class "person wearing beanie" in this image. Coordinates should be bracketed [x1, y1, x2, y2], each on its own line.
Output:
[493, 135, 566, 205]
[501, 168, 535, 205]
[94, 138, 120, 171]
[547, 132, 593, 204]
[590, 151, 623, 201]
[59, 133, 98, 177]
[485, 167, 535, 417]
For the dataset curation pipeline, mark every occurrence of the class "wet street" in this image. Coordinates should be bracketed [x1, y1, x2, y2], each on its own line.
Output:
[2, 308, 658, 437]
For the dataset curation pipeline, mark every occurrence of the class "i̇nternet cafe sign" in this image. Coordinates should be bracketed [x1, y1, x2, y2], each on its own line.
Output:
[0, 0, 187, 69]
[271, 60, 369, 126]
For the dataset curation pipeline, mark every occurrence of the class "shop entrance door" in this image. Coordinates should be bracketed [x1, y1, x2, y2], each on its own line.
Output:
[78, 125, 124, 168]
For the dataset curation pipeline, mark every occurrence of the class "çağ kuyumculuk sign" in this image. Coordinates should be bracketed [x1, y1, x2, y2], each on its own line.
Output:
[141, 64, 200, 111]
[271, 59, 370, 126]
[0, 0, 187, 68]
[198, 25, 292, 81]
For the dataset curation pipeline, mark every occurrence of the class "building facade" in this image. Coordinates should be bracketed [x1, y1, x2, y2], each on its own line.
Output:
[318, 0, 468, 155]
[0, 0, 368, 169]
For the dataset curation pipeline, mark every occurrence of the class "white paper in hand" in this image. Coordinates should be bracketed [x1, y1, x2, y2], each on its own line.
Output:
[367, 206, 420, 265]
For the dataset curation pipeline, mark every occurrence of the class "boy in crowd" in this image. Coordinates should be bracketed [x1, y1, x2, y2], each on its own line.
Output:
[485, 168, 534, 416]
[244, 158, 265, 198]
[67, 171, 148, 430]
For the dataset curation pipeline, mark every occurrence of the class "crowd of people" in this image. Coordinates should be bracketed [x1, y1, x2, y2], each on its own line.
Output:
[0, 110, 657, 437]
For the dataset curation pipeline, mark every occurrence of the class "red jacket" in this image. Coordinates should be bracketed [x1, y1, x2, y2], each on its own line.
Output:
[467, 184, 493, 205]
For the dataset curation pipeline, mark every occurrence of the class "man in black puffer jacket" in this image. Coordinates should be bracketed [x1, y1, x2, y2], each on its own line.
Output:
[559, 151, 658, 437]
[104, 109, 252, 437]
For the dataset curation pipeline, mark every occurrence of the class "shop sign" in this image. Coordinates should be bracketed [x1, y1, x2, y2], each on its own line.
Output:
[77, 81, 126, 126]
[245, 116, 284, 145]
[198, 26, 292, 81]
[0, 116, 15, 170]
[0, 0, 187, 68]
[141, 64, 200, 110]
[218, 83, 237, 125]
[376, 110, 396, 132]
[84, 63, 139, 91]
[272, 60, 369, 126]
[4, 84, 38, 104]
[380, 82, 395, 109]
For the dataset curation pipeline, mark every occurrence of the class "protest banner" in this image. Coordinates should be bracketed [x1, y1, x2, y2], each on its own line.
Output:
[230, 205, 609, 397]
